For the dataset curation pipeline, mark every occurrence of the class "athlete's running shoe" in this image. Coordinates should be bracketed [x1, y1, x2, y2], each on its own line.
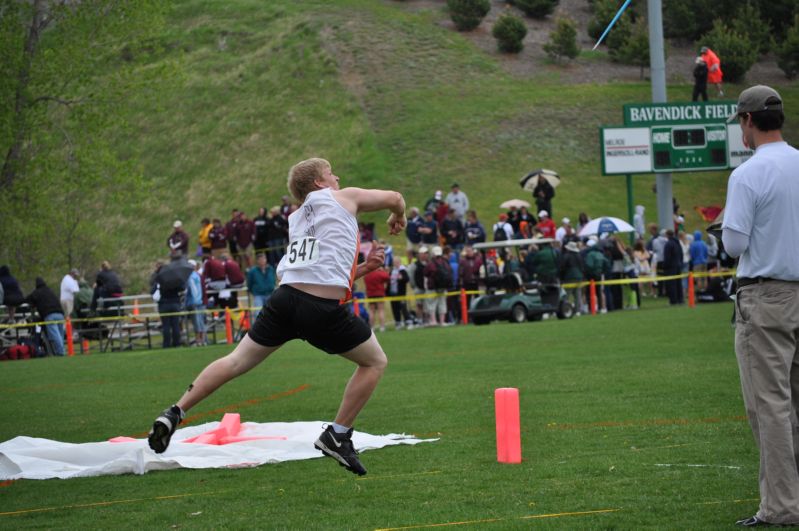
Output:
[147, 405, 184, 453]
[314, 425, 367, 476]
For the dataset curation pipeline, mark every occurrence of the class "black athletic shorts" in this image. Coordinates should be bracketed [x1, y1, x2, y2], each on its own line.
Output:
[248, 284, 372, 355]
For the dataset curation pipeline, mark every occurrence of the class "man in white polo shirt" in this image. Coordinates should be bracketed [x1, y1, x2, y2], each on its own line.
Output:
[722, 85, 799, 527]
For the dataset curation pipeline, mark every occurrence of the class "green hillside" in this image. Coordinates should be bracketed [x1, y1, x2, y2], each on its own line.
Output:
[8, 0, 799, 289]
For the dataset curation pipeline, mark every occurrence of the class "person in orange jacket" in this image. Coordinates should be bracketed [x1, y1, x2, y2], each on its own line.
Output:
[700, 46, 724, 97]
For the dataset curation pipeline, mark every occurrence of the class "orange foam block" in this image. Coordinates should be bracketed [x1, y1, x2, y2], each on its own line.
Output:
[495, 387, 522, 464]
[108, 436, 138, 443]
[182, 413, 241, 444]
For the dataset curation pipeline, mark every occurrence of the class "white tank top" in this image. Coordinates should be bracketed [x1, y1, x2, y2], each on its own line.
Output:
[277, 188, 360, 297]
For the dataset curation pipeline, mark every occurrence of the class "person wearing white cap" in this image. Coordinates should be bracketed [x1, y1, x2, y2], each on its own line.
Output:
[424, 189, 444, 218]
[535, 210, 556, 239]
[555, 217, 574, 244]
[147, 157, 406, 478]
[167, 220, 189, 257]
[722, 85, 799, 527]
[59, 268, 81, 318]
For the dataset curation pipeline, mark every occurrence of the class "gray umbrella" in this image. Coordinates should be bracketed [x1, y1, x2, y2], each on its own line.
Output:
[155, 257, 194, 291]
[519, 169, 561, 192]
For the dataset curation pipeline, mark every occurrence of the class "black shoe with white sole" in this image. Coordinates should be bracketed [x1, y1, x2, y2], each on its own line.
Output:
[147, 405, 184, 453]
[314, 425, 367, 476]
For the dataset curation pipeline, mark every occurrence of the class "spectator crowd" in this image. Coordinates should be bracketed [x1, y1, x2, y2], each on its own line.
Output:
[1, 182, 731, 354]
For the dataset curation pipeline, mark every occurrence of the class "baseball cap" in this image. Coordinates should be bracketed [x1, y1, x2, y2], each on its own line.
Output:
[432, 246, 443, 257]
[451, 182, 459, 188]
[418, 246, 429, 254]
[173, 220, 182, 228]
[187, 259, 197, 267]
[499, 213, 508, 221]
[538, 210, 549, 218]
[434, 190, 443, 200]
[562, 217, 570, 224]
[728, 85, 783, 122]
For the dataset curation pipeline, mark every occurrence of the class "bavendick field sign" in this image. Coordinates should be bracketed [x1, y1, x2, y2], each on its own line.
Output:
[600, 101, 754, 175]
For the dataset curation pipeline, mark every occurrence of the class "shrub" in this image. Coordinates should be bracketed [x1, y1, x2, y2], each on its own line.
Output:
[777, 15, 799, 79]
[447, 0, 491, 31]
[543, 17, 579, 62]
[729, 2, 772, 56]
[513, 0, 558, 19]
[586, 0, 620, 40]
[610, 18, 651, 79]
[699, 19, 757, 83]
[492, 13, 527, 53]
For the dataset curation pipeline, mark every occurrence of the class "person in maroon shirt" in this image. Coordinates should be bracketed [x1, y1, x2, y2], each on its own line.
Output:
[201, 255, 225, 306]
[216, 254, 244, 309]
[235, 213, 255, 269]
[167, 221, 190, 256]
[209, 219, 227, 257]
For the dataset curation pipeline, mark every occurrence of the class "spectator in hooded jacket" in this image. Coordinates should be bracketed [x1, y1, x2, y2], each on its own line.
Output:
[387, 256, 412, 330]
[0, 265, 25, 321]
[689, 230, 709, 290]
[700, 46, 723, 97]
[445, 183, 469, 221]
[26, 277, 65, 355]
[692, 56, 708, 102]
[441, 208, 465, 252]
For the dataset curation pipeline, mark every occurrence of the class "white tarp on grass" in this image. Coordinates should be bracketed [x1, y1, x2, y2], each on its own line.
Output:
[0, 421, 437, 480]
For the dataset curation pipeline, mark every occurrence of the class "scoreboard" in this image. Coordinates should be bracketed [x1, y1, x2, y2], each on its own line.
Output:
[600, 101, 754, 175]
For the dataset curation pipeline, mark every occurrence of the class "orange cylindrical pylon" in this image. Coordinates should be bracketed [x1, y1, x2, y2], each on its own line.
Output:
[224, 307, 233, 344]
[688, 272, 696, 308]
[589, 280, 597, 315]
[82, 338, 90, 355]
[65, 318, 74, 356]
[460, 288, 468, 324]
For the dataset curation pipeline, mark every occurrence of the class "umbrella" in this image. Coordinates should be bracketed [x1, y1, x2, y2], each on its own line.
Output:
[519, 169, 561, 192]
[500, 199, 531, 209]
[155, 257, 194, 291]
[706, 208, 724, 240]
[578, 217, 635, 237]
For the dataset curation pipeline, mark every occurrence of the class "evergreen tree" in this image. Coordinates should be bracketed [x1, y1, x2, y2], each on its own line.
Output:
[544, 17, 579, 62]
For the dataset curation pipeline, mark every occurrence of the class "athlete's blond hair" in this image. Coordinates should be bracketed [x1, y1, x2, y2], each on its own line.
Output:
[288, 158, 330, 202]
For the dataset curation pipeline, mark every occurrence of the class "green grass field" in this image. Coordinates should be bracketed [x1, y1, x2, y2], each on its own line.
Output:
[1, 300, 762, 529]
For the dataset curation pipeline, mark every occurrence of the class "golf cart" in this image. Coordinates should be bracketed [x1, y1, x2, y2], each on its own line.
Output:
[467, 238, 574, 325]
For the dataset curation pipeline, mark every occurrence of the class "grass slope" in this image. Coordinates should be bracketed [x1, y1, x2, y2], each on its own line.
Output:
[97, 0, 798, 289]
[0, 302, 760, 528]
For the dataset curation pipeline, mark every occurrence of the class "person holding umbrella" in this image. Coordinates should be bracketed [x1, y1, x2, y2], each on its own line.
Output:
[520, 169, 559, 219]
[154, 253, 193, 348]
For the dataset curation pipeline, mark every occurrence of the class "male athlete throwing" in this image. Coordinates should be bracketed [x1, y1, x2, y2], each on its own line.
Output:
[147, 158, 406, 476]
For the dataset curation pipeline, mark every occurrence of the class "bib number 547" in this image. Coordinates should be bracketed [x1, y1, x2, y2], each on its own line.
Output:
[286, 236, 319, 267]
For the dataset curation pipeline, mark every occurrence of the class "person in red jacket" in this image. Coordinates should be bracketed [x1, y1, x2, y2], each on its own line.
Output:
[535, 210, 557, 239]
[364, 264, 390, 332]
[700, 46, 723, 97]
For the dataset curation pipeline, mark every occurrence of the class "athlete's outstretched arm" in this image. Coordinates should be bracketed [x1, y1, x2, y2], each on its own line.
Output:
[334, 187, 406, 235]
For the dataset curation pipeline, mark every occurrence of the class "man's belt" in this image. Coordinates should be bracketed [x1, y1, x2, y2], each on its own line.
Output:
[737, 277, 777, 288]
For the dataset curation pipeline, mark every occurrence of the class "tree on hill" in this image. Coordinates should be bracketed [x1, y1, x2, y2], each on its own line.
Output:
[609, 18, 652, 80]
[447, 0, 490, 31]
[543, 17, 579, 63]
[0, 0, 174, 275]
[777, 15, 799, 79]
[492, 13, 527, 53]
[512, 0, 559, 19]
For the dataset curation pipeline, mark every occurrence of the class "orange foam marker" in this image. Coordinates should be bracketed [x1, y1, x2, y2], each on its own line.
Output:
[108, 436, 138, 443]
[495, 387, 522, 463]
